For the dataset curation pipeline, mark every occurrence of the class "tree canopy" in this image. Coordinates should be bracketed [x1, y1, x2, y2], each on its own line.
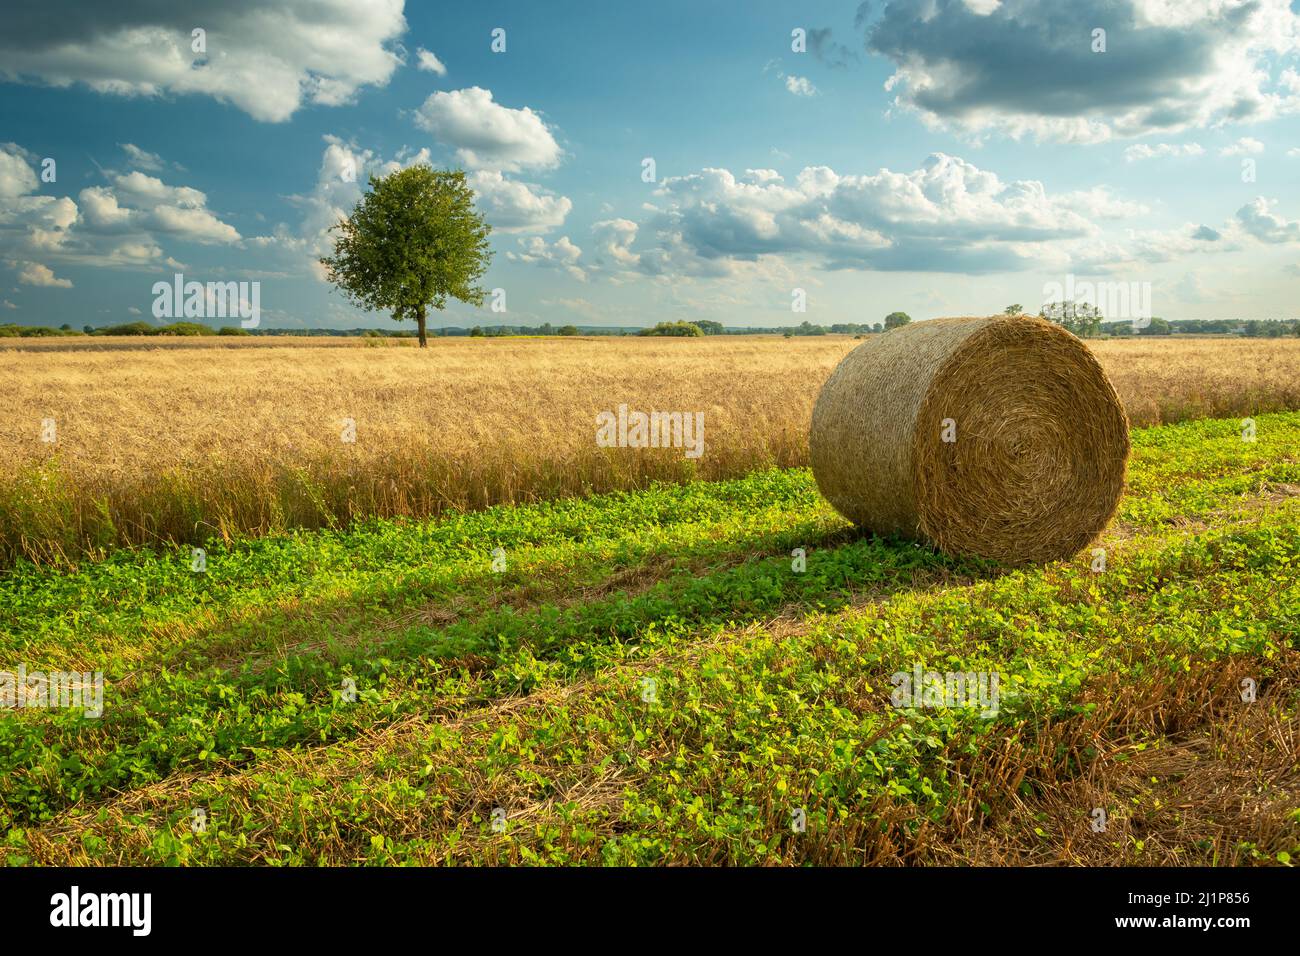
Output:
[638, 321, 703, 337]
[320, 166, 492, 347]
[1041, 300, 1103, 338]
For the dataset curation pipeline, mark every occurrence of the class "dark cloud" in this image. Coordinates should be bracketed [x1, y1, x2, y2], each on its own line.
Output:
[1236, 198, 1300, 243]
[863, 0, 1297, 141]
[0, 0, 405, 122]
[807, 27, 859, 68]
[0, 1, 269, 49]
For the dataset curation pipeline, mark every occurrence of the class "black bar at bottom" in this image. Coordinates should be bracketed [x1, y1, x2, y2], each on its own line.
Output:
[0, 866, 1283, 941]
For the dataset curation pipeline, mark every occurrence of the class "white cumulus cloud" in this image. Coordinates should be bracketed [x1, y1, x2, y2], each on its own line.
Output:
[0, 0, 407, 122]
[508, 235, 585, 280]
[595, 153, 1114, 277]
[15, 261, 73, 287]
[469, 170, 571, 233]
[413, 87, 563, 172]
[1220, 137, 1265, 156]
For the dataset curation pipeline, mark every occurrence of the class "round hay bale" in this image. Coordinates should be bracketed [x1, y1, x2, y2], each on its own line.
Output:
[810, 315, 1129, 564]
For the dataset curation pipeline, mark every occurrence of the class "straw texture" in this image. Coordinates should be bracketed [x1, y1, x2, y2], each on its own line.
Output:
[810, 316, 1130, 564]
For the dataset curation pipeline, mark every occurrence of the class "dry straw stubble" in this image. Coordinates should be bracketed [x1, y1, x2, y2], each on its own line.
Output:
[6, 332, 1299, 567]
[810, 315, 1130, 564]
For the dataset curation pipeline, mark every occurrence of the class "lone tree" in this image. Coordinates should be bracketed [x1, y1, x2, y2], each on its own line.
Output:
[884, 311, 911, 330]
[320, 166, 492, 348]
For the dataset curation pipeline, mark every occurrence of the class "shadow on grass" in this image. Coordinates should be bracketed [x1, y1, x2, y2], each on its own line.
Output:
[170, 520, 1004, 680]
[0, 515, 1010, 829]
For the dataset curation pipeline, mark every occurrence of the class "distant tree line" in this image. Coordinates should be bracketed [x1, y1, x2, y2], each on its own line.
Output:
[8, 310, 1299, 340]
[1035, 301, 1300, 339]
[0, 323, 81, 338]
[1, 321, 250, 338]
[1099, 317, 1300, 338]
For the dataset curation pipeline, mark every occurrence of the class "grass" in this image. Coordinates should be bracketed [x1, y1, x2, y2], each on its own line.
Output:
[2, 409, 1298, 865]
[3, 335, 1300, 566]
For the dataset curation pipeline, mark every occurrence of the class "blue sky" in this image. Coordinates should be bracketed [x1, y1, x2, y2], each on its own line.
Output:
[2, 0, 1299, 330]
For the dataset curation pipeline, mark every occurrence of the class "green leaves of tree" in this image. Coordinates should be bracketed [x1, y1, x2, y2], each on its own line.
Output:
[320, 166, 493, 325]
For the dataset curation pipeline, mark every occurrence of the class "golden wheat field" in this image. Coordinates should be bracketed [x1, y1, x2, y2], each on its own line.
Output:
[3, 333, 1300, 565]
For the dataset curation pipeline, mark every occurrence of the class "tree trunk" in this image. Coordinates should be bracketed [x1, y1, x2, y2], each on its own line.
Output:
[417, 310, 427, 348]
